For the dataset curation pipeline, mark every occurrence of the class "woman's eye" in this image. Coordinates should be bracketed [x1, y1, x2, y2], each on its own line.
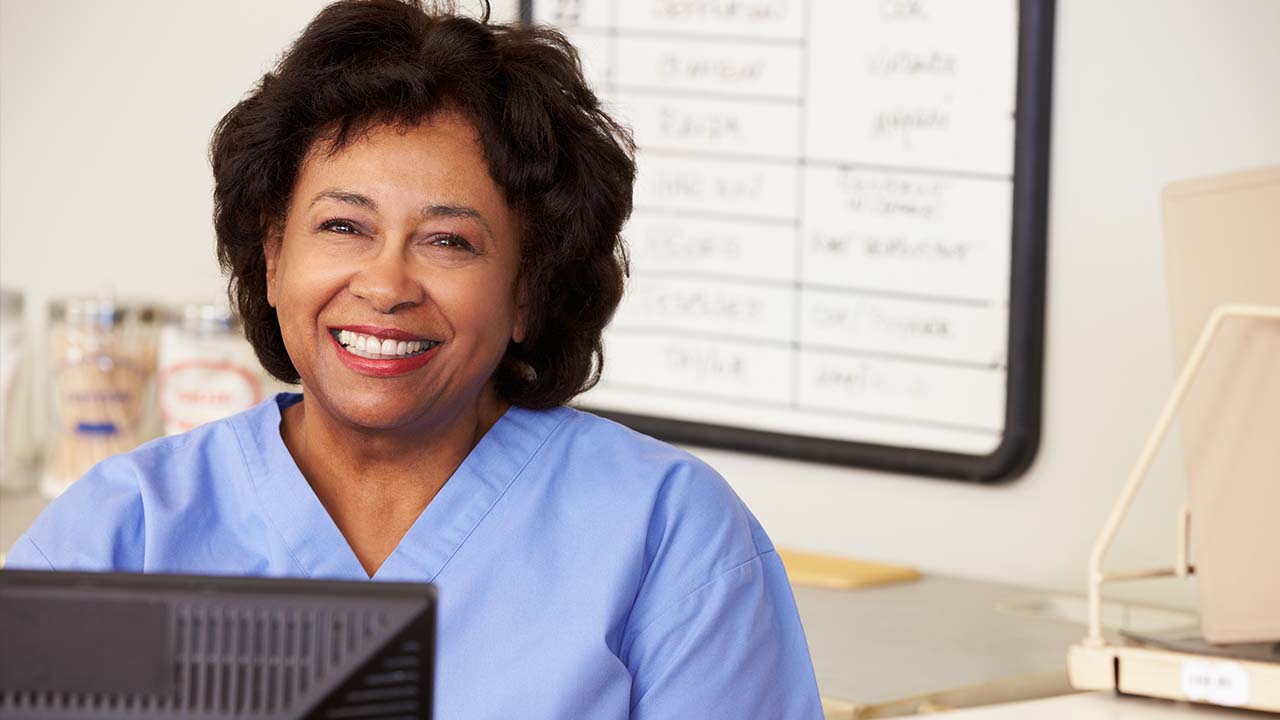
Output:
[319, 219, 360, 234]
[430, 233, 477, 253]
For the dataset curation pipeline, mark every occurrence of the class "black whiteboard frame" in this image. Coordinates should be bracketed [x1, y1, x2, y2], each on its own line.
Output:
[520, 0, 1055, 483]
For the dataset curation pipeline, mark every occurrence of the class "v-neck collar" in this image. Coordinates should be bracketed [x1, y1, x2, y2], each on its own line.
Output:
[231, 392, 571, 582]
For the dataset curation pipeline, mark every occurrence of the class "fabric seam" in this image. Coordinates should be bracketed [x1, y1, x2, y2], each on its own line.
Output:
[229, 413, 314, 578]
[626, 548, 775, 708]
[423, 409, 575, 582]
[21, 535, 56, 570]
[624, 547, 773, 656]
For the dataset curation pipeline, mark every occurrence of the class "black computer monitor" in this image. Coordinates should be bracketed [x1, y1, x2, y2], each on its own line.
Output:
[0, 570, 435, 719]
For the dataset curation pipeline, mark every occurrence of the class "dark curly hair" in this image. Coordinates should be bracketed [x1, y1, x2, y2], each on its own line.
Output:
[211, 0, 634, 409]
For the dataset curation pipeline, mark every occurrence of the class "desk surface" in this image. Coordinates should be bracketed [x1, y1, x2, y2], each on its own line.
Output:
[793, 575, 1084, 708]
[935, 691, 1273, 718]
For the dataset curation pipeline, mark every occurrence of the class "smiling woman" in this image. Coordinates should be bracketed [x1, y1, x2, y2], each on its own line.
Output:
[5, 1, 823, 717]
[272, 119, 524, 428]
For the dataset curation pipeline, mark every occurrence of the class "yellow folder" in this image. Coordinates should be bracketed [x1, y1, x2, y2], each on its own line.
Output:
[778, 548, 920, 590]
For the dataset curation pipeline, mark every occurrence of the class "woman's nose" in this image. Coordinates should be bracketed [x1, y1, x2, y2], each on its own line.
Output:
[347, 248, 426, 314]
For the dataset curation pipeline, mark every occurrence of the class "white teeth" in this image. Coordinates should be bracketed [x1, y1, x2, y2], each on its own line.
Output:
[336, 329, 435, 360]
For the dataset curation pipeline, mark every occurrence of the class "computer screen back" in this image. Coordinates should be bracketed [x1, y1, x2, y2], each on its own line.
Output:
[0, 570, 435, 719]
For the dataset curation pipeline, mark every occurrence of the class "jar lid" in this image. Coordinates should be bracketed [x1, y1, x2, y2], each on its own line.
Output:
[168, 302, 241, 334]
[48, 297, 160, 326]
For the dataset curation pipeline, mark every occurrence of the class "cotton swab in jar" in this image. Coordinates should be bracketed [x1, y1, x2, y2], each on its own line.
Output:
[42, 298, 159, 498]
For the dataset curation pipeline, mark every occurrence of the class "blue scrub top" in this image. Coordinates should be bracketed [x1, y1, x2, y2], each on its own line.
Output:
[7, 393, 822, 718]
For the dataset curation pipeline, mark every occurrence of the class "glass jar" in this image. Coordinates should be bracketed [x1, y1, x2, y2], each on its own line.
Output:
[43, 297, 159, 499]
[156, 302, 266, 435]
[0, 288, 34, 493]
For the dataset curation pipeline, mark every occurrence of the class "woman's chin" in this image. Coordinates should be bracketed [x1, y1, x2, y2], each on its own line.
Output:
[314, 388, 436, 433]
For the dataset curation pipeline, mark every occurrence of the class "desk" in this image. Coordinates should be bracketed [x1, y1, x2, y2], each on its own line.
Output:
[794, 577, 1088, 717]
[927, 691, 1272, 718]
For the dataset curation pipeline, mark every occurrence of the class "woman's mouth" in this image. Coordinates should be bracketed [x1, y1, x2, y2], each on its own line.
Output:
[327, 326, 442, 379]
[330, 329, 440, 360]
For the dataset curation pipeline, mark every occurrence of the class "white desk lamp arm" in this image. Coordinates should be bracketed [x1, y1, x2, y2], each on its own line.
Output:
[1085, 303, 1280, 646]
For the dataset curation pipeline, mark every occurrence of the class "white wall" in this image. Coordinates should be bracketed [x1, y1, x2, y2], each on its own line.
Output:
[2, 0, 1278, 604]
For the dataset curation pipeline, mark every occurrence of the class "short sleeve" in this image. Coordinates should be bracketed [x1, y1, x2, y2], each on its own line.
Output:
[624, 550, 823, 719]
[4, 455, 145, 572]
[618, 459, 823, 719]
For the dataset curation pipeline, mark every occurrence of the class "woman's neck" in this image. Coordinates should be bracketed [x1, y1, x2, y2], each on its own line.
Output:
[277, 387, 509, 577]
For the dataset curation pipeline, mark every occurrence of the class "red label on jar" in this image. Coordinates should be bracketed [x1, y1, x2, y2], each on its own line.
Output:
[158, 360, 262, 432]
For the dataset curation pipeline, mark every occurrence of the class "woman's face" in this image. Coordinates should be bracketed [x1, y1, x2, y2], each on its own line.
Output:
[265, 114, 526, 432]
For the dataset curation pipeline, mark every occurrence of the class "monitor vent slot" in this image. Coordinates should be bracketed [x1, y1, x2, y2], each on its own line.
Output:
[0, 680, 162, 713]
[169, 603, 338, 715]
[314, 638, 425, 720]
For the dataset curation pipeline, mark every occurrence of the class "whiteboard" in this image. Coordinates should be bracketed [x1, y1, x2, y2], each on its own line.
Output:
[523, 0, 1054, 482]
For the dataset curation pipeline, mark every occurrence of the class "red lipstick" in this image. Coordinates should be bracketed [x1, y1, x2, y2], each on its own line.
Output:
[328, 330, 440, 378]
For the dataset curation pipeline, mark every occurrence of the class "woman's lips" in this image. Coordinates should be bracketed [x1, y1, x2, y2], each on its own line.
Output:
[328, 330, 440, 377]
[331, 324, 432, 342]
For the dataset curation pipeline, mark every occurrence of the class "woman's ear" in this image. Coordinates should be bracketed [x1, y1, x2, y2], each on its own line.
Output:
[263, 228, 283, 309]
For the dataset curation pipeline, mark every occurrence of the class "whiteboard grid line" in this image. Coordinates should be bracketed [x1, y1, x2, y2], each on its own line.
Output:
[627, 269, 1005, 307]
[638, 146, 1015, 181]
[614, 84, 802, 105]
[790, 0, 812, 409]
[596, 380, 1002, 436]
[608, 325, 1006, 372]
[552, 25, 807, 48]
[631, 205, 799, 226]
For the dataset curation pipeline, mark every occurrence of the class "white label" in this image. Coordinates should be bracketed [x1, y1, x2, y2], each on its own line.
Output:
[157, 329, 264, 434]
[1181, 659, 1249, 707]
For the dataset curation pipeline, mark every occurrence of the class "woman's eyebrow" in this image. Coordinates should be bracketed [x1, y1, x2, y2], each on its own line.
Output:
[309, 188, 377, 211]
[422, 204, 494, 240]
[308, 188, 373, 210]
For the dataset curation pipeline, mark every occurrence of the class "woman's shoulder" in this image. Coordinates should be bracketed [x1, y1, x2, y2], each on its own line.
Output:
[532, 408, 810, 701]
[522, 404, 774, 559]
[6, 395, 282, 571]
[534, 404, 719, 476]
